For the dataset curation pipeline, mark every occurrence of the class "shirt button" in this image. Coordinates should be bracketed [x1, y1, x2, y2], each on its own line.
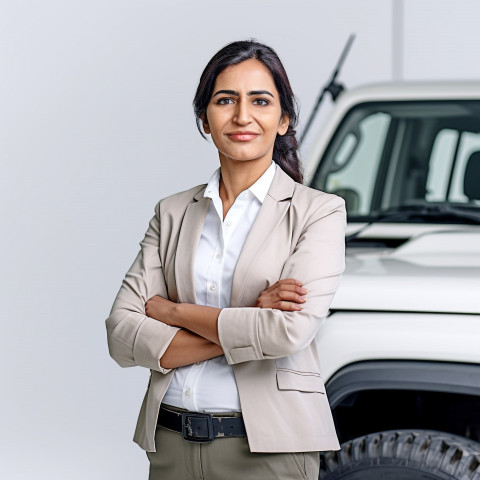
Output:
[195, 361, 202, 366]
[226, 220, 233, 227]
[215, 253, 221, 259]
[210, 283, 217, 291]
[185, 388, 191, 396]
[243, 192, 248, 199]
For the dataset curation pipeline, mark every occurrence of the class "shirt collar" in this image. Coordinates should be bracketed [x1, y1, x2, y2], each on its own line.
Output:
[204, 169, 221, 201]
[204, 162, 276, 204]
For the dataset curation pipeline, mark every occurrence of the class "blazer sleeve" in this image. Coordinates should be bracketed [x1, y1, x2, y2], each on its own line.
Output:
[105, 201, 180, 374]
[217, 195, 346, 365]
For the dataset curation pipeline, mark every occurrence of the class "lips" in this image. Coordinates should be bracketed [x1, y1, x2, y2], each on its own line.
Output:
[226, 131, 259, 142]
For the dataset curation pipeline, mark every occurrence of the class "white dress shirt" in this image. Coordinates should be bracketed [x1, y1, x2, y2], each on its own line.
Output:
[162, 162, 276, 412]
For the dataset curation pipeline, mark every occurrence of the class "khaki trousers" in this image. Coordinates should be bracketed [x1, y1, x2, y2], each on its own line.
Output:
[147, 426, 320, 480]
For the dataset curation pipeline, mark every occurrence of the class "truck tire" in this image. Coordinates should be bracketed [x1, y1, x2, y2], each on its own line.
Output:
[320, 430, 480, 479]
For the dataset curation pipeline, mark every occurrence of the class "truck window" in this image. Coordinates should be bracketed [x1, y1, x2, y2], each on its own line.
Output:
[449, 131, 480, 202]
[325, 112, 391, 215]
[311, 101, 480, 222]
[426, 129, 458, 202]
[428, 129, 480, 203]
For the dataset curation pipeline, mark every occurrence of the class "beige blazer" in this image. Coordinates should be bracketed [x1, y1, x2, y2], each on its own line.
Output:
[106, 167, 345, 453]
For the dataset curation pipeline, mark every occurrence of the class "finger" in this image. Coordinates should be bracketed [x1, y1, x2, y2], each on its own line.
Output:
[262, 278, 303, 294]
[278, 278, 303, 286]
[263, 279, 293, 293]
[273, 284, 308, 295]
[277, 291, 307, 303]
[276, 301, 303, 311]
[262, 283, 278, 294]
[265, 281, 303, 295]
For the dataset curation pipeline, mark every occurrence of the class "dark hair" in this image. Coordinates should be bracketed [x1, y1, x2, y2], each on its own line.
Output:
[193, 40, 302, 184]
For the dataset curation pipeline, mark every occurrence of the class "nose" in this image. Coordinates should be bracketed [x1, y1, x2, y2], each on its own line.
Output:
[233, 99, 252, 125]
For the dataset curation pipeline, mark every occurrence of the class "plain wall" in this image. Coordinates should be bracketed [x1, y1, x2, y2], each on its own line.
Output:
[1, 0, 479, 478]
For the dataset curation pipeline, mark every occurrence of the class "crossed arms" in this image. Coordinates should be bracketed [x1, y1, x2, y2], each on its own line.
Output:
[145, 279, 307, 369]
[106, 194, 345, 373]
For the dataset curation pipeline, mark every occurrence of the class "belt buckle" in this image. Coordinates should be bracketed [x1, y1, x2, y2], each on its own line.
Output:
[181, 412, 214, 443]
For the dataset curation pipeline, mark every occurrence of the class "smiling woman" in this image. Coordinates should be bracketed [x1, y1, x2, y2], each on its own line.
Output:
[194, 40, 302, 184]
[106, 40, 346, 480]
[205, 60, 288, 169]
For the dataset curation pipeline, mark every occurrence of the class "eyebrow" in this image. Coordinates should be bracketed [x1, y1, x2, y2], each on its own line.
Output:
[213, 89, 274, 98]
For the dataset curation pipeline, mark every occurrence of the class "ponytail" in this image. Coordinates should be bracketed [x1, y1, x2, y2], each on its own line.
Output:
[273, 125, 302, 184]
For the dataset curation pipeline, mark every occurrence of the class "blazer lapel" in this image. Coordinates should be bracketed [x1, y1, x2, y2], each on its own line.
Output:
[230, 168, 295, 308]
[174, 188, 210, 304]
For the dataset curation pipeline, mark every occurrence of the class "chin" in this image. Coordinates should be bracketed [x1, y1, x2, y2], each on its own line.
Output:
[220, 149, 272, 164]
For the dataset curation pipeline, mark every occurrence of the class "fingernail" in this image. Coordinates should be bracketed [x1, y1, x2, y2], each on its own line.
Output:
[300, 288, 307, 294]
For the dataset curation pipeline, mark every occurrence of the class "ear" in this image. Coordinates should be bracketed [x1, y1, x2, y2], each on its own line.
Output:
[277, 114, 289, 136]
[202, 114, 211, 134]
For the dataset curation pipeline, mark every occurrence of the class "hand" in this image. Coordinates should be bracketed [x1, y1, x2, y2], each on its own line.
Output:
[145, 295, 177, 325]
[255, 279, 307, 311]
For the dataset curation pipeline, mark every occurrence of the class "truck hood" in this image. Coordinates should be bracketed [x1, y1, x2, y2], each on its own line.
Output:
[331, 228, 480, 314]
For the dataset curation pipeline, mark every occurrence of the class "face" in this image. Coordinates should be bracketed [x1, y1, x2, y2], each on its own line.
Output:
[203, 59, 289, 166]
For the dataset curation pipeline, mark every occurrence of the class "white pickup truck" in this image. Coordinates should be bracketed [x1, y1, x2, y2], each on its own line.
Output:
[305, 82, 480, 479]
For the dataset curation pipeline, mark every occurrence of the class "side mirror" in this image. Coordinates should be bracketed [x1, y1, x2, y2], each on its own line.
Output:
[331, 187, 360, 214]
[330, 131, 359, 173]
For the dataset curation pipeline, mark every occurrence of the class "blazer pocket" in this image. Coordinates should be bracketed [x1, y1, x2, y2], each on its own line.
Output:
[276, 369, 326, 394]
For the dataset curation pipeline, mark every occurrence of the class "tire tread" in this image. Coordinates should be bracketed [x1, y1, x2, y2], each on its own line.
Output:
[320, 430, 480, 479]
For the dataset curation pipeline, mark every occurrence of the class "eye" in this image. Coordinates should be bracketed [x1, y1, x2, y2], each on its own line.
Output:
[216, 97, 234, 105]
[253, 98, 270, 106]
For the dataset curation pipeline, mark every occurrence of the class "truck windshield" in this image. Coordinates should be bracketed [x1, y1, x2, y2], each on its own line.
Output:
[310, 100, 480, 223]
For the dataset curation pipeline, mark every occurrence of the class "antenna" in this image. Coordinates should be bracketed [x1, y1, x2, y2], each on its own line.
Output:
[299, 34, 356, 146]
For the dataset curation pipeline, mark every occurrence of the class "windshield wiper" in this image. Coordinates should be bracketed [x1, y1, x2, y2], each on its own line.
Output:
[347, 203, 480, 244]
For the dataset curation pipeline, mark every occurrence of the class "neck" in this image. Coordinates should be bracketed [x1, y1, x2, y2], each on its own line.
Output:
[218, 157, 272, 218]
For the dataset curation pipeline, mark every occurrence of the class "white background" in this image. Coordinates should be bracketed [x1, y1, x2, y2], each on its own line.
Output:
[1, 0, 480, 478]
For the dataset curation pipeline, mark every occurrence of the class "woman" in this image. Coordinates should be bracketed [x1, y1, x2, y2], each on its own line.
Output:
[106, 40, 345, 480]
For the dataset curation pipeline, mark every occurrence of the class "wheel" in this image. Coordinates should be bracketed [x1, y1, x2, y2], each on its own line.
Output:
[320, 430, 480, 479]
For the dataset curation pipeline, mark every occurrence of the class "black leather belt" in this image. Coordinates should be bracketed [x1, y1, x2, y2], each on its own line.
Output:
[158, 405, 246, 443]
